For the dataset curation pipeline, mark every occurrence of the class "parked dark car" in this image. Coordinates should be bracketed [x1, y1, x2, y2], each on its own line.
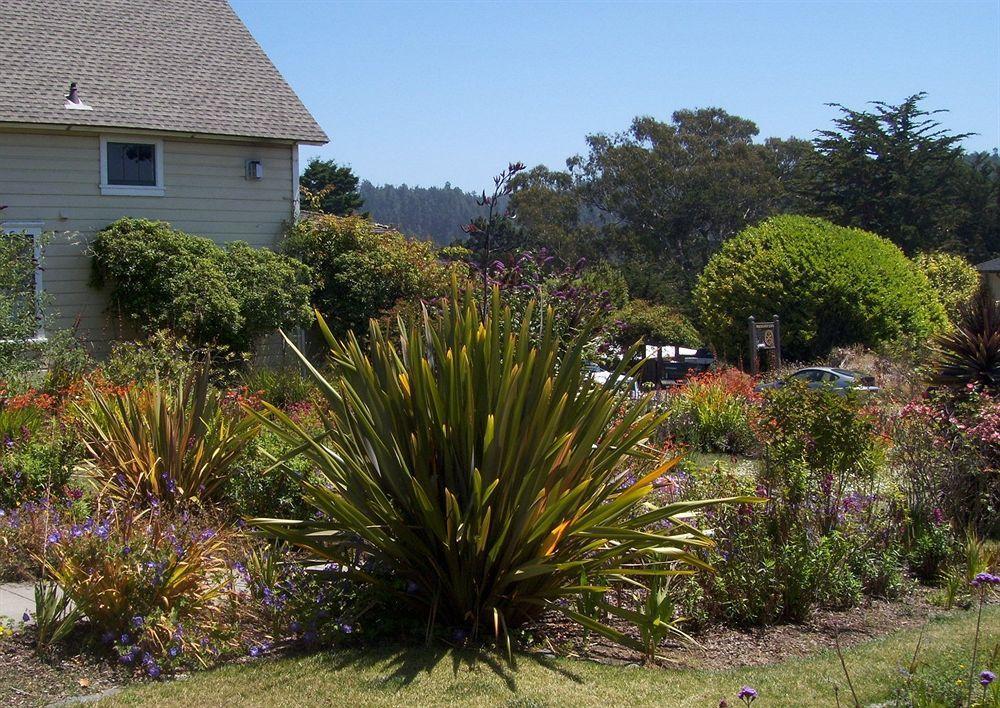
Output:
[755, 367, 880, 394]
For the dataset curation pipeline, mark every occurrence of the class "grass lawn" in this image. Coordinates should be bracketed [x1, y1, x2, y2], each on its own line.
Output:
[103, 606, 998, 707]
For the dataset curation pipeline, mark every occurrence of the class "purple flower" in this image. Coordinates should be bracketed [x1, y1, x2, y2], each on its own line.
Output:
[289, 621, 302, 634]
[22, 611, 30, 622]
[131, 615, 145, 628]
[972, 572, 1000, 587]
[340, 623, 354, 635]
[119, 651, 135, 664]
[119, 633, 131, 644]
[982, 670, 996, 687]
[168, 646, 180, 657]
[737, 686, 757, 705]
[147, 664, 161, 678]
[46, 530, 61, 545]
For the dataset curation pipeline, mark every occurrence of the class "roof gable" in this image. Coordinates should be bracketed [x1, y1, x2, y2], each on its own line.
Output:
[976, 257, 1000, 272]
[0, 0, 328, 143]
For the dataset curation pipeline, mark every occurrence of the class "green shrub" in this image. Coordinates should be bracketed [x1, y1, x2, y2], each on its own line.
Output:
[281, 215, 448, 337]
[615, 299, 700, 348]
[223, 430, 315, 519]
[694, 215, 947, 361]
[254, 285, 748, 653]
[908, 523, 956, 584]
[759, 383, 887, 532]
[91, 218, 313, 352]
[659, 368, 760, 454]
[914, 251, 981, 323]
[240, 366, 314, 410]
[44, 506, 236, 673]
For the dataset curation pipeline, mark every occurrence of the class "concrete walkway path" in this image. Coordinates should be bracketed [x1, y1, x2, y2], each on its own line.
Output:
[0, 582, 34, 622]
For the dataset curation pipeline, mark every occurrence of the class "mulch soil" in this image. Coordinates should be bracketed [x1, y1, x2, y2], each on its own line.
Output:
[0, 628, 133, 707]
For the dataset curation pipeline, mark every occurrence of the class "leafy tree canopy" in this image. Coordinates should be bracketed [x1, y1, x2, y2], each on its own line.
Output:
[568, 109, 808, 291]
[300, 158, 364, 216]
[801, 93, 996, 256]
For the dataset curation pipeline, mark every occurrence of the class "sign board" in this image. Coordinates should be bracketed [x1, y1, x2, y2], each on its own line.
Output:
[747, 316, 782, 374]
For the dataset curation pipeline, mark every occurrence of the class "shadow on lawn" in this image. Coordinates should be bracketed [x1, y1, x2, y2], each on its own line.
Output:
[319, 643, 585, 695]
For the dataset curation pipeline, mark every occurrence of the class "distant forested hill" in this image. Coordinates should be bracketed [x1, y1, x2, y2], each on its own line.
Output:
[358, 181, 496, 245]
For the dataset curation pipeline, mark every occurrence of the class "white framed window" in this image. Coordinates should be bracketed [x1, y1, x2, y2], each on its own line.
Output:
[100, 135, 165, 196]
[1, 222, 46, 342]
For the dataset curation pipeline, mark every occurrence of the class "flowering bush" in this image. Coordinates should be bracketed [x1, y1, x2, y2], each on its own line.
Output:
[659, 368, 761, 454]
[893, 386, 1000, 539]
[0, 496, 87, 581]
[44, 505, 237, 674]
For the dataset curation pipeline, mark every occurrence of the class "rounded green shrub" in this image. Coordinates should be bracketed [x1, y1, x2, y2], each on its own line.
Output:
[281, 215, 448, 337]
[91, 218, 312, 352]
[913, 251, 981, 323]
[615, 299, 700, 348]
[693, 215, 947, 361]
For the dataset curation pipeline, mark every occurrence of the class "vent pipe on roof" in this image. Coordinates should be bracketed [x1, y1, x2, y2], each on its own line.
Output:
[64, 82, 92, 111]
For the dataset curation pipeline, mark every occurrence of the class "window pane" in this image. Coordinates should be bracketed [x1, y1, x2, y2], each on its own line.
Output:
[107, 142, 157, 186]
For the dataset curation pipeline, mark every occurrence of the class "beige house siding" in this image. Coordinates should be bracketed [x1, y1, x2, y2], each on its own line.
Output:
[985, 271, 1000, 302]
[0, 128, 296, 355]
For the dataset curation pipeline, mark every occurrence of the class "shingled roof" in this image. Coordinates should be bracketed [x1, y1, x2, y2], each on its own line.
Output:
[0, 0, 328, 143]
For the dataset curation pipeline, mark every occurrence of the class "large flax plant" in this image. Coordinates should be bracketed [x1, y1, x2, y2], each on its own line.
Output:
[254, 285, 747, 650]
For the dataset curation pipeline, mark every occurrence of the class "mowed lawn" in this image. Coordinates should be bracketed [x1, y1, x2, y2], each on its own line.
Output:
[103, 606, 998, 707]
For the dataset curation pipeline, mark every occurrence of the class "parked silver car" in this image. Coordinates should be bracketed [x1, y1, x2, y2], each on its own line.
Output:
[755, 367, 880, 394]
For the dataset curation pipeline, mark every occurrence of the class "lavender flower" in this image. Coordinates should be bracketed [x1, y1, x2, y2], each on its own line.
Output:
[982, 670, 996, 687]
[971, 572, 1000, 587]
[737, 686, 757, 705]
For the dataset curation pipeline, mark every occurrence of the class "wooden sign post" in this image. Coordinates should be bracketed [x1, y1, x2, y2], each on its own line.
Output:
[747, 315, 782, 374]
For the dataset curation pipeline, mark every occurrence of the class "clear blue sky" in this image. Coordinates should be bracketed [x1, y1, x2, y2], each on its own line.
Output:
[231, 0, 1000, 192]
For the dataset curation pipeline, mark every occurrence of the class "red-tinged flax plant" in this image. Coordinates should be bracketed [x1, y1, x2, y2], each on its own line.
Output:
[75, 363, 259, 505]
[252, 281, 756, 658]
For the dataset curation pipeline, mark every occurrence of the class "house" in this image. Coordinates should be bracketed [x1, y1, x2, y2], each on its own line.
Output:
[0, 0, 328, 354]
[977, 258, 1000, 301]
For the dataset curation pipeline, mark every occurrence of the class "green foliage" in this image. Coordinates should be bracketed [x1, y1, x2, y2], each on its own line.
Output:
[99, 331, 201, 388]
[75, 365, 259, 505]
[0, 434, 80, 509]
[759, 383, 886, 530]
[282, 215, 449, 336]
[908, 523, 956, 584]
[694, 215, 947, 361]
[253, 286, 746, 653]
[802, 93, 992, 256]
[359, 180, 490, 246]
[914, 252, 982, 323]
[91, 218, 312, 352]
[659, 369, 760, 454]
[0, 226, 43, 346]
[615, 299, 700, 348]
[30, 580, 81, 653]
[223, 430, 315, 519]
[929, 286, 1000, 389]
[44, 506, 235, 672]
[240, 365, 315, 410]
[569, 109, 805, 289]
[300, 158, 364, 216]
